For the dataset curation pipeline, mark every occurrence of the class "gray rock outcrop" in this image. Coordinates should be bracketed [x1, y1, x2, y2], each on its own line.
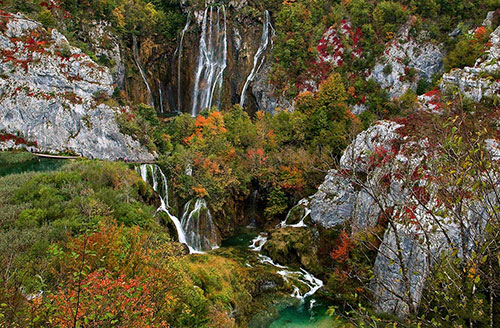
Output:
[370, 24, 444, 99]
[307, 117, 496, 317]
[0, 13, 154, 161]
[441, 25, 500, 102]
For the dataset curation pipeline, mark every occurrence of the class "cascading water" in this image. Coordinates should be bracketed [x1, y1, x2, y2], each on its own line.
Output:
[158, 81, 164, 113]
[132, 35, 154, 109]
[249, 196, 322, 302]
[181, 198, 219, 252]
[191, 5, 228, 116]
[249, 233, 267, 251]
[256, 254, 323, 302]
[177, 12, 191, 112]
[139, 164, 203, 253]
[280, 198, 311, 228]
[240, 10, 274, 108]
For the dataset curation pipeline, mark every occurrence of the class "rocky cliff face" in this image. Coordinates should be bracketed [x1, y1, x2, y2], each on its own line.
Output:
[130, 2, 287, 116]
[441, 24, 500, 102]
[0, 12, 154, 161]
[370, 23, 444, 99]
[307, 115, 497, 317]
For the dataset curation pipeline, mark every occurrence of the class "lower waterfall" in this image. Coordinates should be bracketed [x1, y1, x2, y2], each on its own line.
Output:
[181, 198, 220, 252]
[139, 164, 220, 253]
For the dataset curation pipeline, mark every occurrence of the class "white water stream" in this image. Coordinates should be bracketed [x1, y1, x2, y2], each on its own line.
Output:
[132, 35, 154, 109]
[177, 12, 191, 112]
[240, 10, 274, 108]
[256, 253, 323, 301]
[191, 5, 228, 116]
[280, 198, 311, 228]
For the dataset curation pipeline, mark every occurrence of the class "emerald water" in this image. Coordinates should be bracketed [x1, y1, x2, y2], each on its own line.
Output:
[269, 301, 339, 327]
[221, 228, 258, 248]
[0, 156, 65, 176]
[221, 229, 341, 328]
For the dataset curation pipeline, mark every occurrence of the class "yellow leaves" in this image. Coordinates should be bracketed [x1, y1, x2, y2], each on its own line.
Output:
[192, 185, 208, 198]
[112, 6, 125, 28]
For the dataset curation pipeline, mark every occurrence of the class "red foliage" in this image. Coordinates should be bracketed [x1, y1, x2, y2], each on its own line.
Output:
[0, 133, 27, 145]
[412, 185, 430, 205]
[48, 270, 167, 328]
[331, 231, 352, 263]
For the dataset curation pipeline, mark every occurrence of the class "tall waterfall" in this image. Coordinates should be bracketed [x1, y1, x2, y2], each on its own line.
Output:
[177, 12, 191, 112]
[191, 5, 228, 116]
[181, 198, 219, 252]
[132, 35, 154, 109]
[240, 10, 274, 108]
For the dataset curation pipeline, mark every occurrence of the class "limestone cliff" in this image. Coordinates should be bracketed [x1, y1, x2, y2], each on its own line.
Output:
[0, 12, 154, 161]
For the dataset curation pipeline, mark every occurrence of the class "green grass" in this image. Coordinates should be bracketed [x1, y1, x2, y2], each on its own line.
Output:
[0, 151, 35, 165]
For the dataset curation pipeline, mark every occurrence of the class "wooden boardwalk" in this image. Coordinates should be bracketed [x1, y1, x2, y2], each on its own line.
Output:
[32, 153, 155, 164]
[33, 153, 81, 160]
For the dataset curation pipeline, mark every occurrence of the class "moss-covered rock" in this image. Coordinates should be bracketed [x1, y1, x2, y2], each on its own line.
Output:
[262, 227, 322, 275]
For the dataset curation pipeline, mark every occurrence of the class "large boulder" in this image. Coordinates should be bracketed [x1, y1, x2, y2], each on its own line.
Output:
[0, 12, 154, 161]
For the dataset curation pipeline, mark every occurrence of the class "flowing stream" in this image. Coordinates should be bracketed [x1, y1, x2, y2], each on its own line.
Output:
[191, 5, 228, 116]
[280, 198, 311, 228]
[132, 35, 154, 109]
[240, 10, 274, 108]
[250, 238, 323, 302]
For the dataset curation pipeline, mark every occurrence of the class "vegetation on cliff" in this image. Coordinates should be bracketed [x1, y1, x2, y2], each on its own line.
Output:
[0, 0, 499, 327]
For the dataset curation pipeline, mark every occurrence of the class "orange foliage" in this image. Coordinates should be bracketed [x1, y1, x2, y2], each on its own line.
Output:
[474, 26, 487, 40]
[185, 112, 227, 144]
[280, 165, 305, 191]
[192, 185, 209, 198]
[48, 270, 167, 328]
[330, 231, 352, 263]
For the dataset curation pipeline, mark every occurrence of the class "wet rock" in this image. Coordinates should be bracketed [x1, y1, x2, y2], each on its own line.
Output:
[250, 60, 294, 114]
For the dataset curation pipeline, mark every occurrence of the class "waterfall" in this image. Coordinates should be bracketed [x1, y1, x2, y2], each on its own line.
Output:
[139, 164, 195, 252]
[191, 5, 228, 116]
[280, 198, 311, 228]
[240, 10, 274, 108]
[158, 81, 164, 113]
[132, 35, 154, 109]
[249, 233, 267, 251]
[177, 12, 191, 112]
[181, 198, 219, 252]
